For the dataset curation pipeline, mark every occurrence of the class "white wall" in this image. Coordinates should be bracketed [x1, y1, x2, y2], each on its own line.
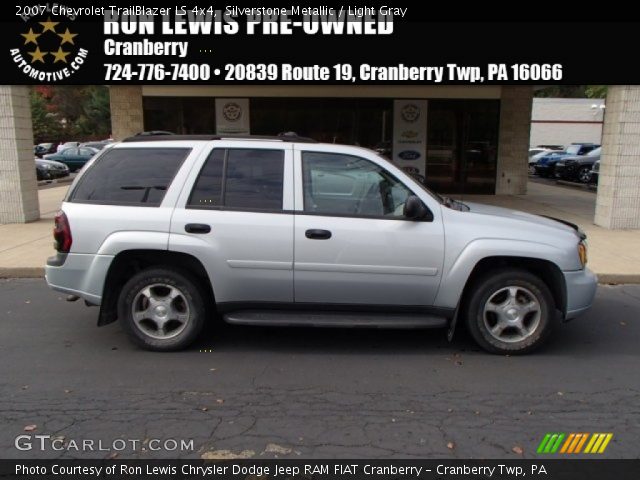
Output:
[530, 98, 604, 148]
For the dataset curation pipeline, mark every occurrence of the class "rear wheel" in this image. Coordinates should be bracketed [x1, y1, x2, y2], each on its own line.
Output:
[465, 269, 557, 354]
[118, 267, 206, 351]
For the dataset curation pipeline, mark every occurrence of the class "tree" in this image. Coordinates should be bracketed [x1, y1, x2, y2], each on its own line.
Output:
[534, 85, 607, 99]
[30, 88, 62, 143]
[585, 85, 607, 99]
[29, 86, 111, 143]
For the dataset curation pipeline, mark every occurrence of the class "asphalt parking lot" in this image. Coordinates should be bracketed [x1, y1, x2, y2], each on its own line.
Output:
[1, 279, 639, 459]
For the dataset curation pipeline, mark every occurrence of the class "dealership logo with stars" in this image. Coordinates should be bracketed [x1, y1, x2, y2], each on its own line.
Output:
[10, 12, 88, 81]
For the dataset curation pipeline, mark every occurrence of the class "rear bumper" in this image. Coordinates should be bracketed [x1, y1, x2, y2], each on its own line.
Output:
[564, 268, 598, 320]
[45, 253, 114, 305]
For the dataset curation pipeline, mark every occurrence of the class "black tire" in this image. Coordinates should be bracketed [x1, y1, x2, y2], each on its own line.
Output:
[464, 269, 557, 355]
[577, 166, 592, 184]
[118, 267, 207, 351]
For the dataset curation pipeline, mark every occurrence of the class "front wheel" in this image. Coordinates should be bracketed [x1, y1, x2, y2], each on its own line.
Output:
[118, 268, 206, 351]
[577, 166, 592, 184]
[465, 269, 557, 354]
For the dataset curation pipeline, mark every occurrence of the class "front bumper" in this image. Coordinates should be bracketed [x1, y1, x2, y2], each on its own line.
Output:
[563, 268, 598, 320]
[45, 253, 114, 305]
[534, 164, 554, 175]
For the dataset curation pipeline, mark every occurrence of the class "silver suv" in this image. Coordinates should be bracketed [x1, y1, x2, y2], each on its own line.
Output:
[45, 135, 597, 354]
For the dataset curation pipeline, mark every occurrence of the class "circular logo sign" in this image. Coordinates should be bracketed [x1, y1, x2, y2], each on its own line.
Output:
[222, 102, 243, 122]
[401, 104, 420, 123]
[398, 150, 421, 161]
[10, 7, 88, 82]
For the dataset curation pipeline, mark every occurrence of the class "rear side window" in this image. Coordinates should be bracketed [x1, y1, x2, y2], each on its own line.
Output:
[70, 148, 190, 206]
[188, 148, 284, 211]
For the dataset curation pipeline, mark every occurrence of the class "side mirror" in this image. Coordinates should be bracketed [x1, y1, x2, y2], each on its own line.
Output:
[403, 195, 433, 221]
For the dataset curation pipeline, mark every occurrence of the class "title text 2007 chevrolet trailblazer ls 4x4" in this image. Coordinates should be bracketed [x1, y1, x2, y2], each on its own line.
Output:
[45, 135, 597, 354]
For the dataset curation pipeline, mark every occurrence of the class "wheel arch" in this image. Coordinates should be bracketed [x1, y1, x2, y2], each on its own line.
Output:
[458, 256, 566, 317]
[98, 249, 213, 326]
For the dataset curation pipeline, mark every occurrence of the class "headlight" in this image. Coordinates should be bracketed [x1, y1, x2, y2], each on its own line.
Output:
[43, 164, 52, 169]
[578, 241, 588, 267]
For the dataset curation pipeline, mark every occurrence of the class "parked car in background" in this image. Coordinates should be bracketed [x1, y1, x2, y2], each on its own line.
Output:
[591, 159, 600, 184]
[533, 151, 565, 177]
[44, 146, 99, 172]
[57, 141, 80, 152]
[80, 140, 114, 150]
[529, 145, 563, 158]
[529, 148, 564, 175]
[534, 143, 599, 178]
[34, 143, 57, 158]
[536, 144, 564, 151]
[35, 158, 69, 181]
[555, 147, 602, 184]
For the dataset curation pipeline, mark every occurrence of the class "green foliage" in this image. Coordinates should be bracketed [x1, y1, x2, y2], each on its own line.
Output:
[30, 86, 111, 144]
[534, 85, 607, 99]
[30, 89, 62, 143]
[585, 85, 608, 99]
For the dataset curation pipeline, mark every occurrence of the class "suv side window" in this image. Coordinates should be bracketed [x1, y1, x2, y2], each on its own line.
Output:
[188, 148, 284, 211]
[70, 148, 190, 206]
[301, 152, 412, 218]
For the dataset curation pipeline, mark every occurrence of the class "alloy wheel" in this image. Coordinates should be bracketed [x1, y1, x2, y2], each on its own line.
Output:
[483, 286, 541, 343]
[131, 283, 191, 340]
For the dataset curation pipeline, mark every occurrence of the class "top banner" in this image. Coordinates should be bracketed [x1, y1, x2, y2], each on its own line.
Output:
[3, 2, 639, 84]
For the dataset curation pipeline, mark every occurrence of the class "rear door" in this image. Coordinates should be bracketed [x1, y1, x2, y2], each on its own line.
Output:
[170, 142, 294, 305]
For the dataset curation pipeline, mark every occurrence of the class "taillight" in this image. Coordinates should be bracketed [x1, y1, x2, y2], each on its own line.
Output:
[53, 211, 72, 253]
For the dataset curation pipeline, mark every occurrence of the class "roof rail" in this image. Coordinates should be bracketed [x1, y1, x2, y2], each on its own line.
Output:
[121, 133, 318, 143]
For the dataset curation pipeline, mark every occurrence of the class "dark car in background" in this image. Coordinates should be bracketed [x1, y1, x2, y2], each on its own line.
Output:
[34, 143, 56, 158]
[35, 158, 69, 181]
[43, 146, 99, 172]
[534, 143, 600, 178]
[555, 147, 602, 184]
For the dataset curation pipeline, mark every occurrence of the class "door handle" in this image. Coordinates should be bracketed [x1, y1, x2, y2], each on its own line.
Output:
[185, 223, 211, 234]
[305, 229, 332, 240]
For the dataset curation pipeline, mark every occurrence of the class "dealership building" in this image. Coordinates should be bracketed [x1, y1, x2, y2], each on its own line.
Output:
[1, 85, 639, 229]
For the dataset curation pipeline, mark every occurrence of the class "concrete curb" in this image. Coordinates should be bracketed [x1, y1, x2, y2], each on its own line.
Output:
[0, 268, 45, 279]
[1, 268, 639, 285]
[597, 274, 640, 285]
[37, 176, 74, 188]
[556, 179, 597, 191]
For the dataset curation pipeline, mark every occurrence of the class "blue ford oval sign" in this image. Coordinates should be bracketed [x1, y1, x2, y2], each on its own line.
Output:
[398, 150, 421, 161]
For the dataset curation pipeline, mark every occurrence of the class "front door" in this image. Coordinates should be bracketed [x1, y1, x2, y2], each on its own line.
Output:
[293, 149, 444, 306]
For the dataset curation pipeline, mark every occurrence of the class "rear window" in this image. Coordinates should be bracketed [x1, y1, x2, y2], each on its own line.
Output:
[188, 148, 284, 211]
[70, 148, 190, 206]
